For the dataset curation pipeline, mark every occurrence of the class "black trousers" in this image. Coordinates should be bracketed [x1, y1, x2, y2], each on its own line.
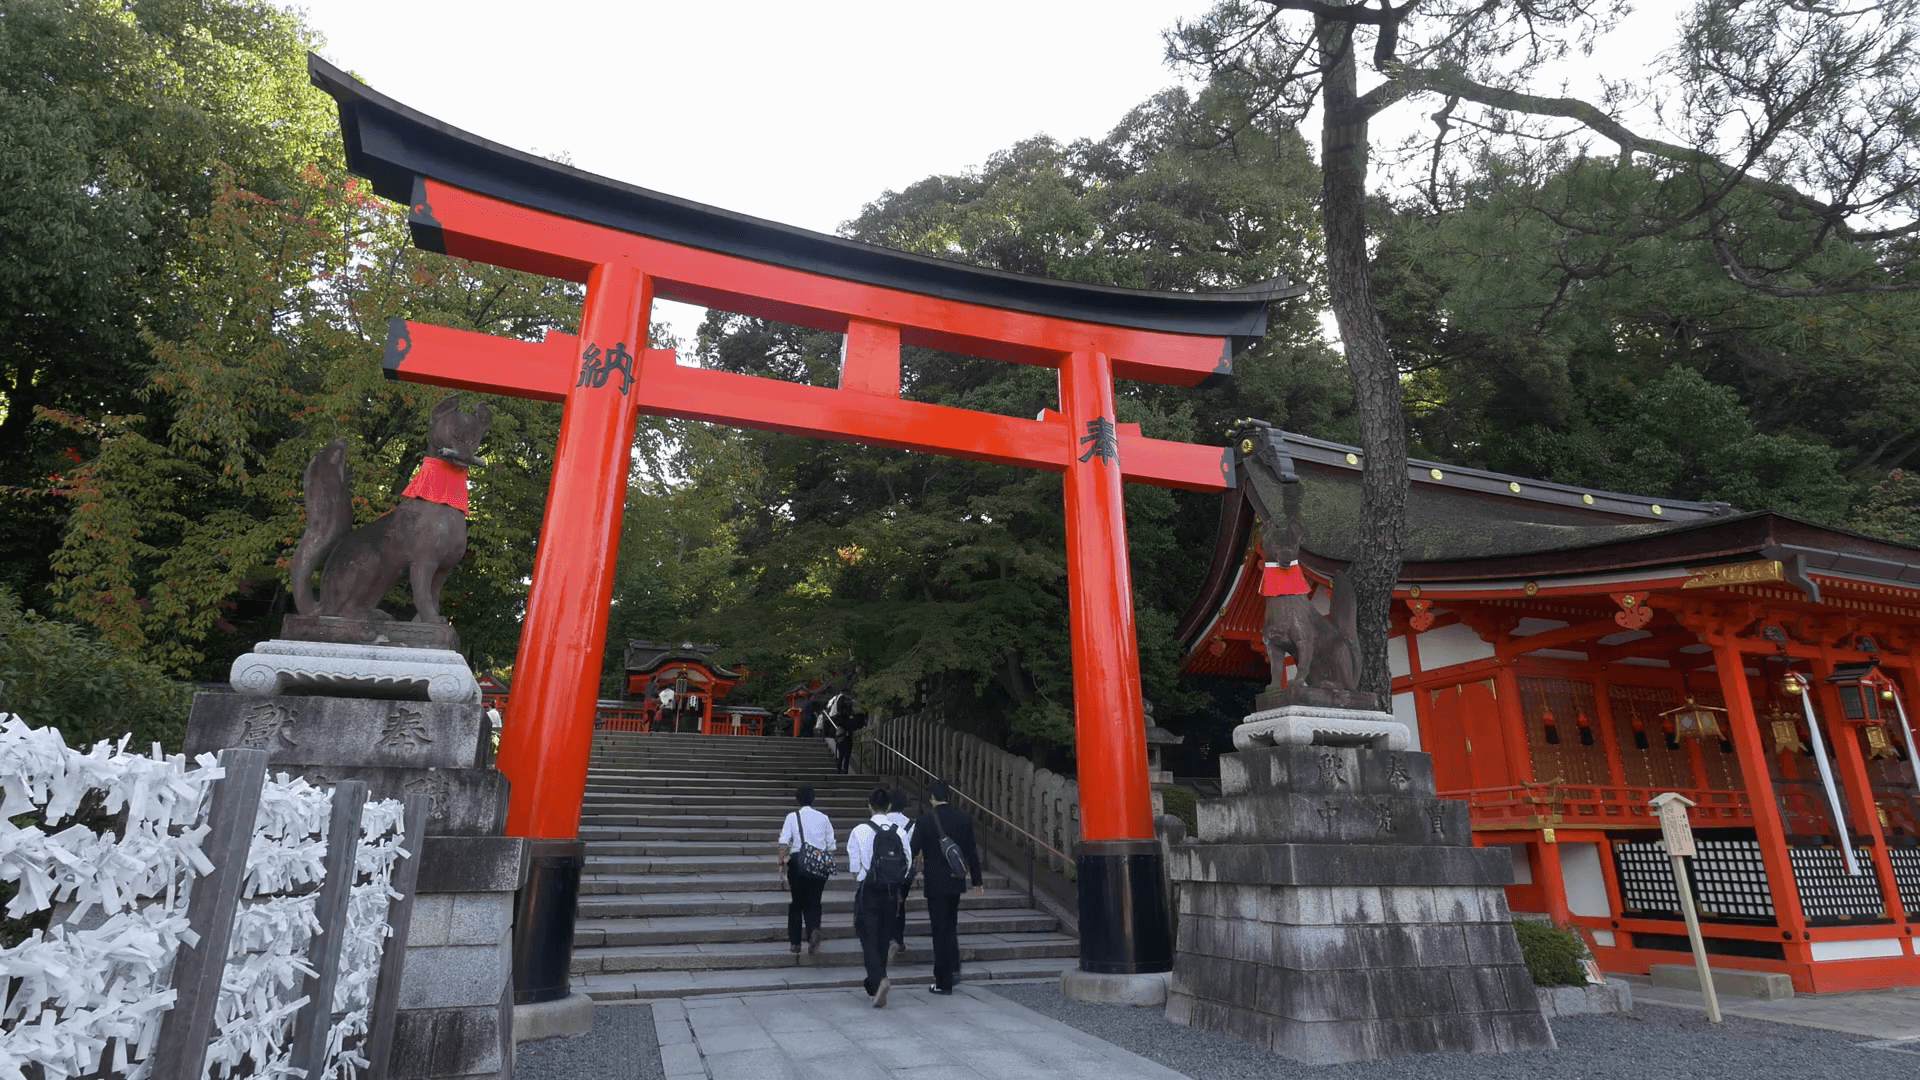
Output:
[835, 735, 853, 773]
[854, 883, 894, 994]
[926, 893, 961, 989]
[787, 872, 826, 947]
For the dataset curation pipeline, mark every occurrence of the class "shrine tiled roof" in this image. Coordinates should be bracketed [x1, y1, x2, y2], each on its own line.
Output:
[623, 640, 741, 680]
[309, 55, 1302, 352]
[1175, 430, 1920, 661]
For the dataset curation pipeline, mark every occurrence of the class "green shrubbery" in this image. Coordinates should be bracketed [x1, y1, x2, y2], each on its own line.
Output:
[1513, 918, 1591, 987]
[1161, 785, 1200, 836]
[0, 588, 190, 751]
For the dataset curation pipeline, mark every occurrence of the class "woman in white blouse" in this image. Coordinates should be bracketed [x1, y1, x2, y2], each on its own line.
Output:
[777, 786, 837, 954]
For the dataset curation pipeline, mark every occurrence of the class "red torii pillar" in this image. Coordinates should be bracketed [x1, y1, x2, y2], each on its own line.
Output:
[316, 57, 1289, 999]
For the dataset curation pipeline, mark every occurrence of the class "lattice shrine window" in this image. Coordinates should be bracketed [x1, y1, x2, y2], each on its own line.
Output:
[1613, 840, 1682, 916]
[1519, 677, 1609, 787]
[1609, 683, 1699, 792]
[1889, 846, 1920, 915]
[1613, 837, 1776, 921]
[1687, 839, 1775, 920]
[1789, 846, 1886, 922]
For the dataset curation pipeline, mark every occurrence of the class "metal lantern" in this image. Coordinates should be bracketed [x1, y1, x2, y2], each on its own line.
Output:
[1661, 697, 1725, 740]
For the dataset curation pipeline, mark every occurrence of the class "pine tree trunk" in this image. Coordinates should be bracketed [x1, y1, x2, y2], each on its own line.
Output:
[1316, 19, 1407, 703]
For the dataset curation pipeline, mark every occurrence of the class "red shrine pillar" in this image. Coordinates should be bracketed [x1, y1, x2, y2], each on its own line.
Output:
[1059, 348, 1172, 975]
[500, 260, 651, 1004]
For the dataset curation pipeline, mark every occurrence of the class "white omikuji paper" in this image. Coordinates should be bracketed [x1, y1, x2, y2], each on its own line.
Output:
[324, 799, 408, 1080]
[0, 715, 221, 1080]
[0, 718, 409, 1080]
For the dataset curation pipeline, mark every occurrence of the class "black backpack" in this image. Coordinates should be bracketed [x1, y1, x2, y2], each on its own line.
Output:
[867, 822, 912, 890]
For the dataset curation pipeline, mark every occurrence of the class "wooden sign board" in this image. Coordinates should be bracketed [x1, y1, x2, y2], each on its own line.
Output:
[1658, 798, 1697, 857]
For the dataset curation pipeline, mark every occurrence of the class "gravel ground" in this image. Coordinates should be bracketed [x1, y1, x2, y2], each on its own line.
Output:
[515, 1004, 661, 1080]
[987, 982, 1920, 1080]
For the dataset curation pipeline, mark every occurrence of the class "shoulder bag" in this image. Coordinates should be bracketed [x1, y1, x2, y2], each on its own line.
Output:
[929, 807, 968, 878]
[789, 811, 835, 880]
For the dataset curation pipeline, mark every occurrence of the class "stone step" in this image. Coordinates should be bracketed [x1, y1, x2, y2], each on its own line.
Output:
[583, 776, 873, 789]
[579, 870, 1010, 895]
[583, 757, 856, 772]
[579, 842, 779, 858]
[576, 887, 1035, 920]
[583, 773, 875, 788]
[578, 824, 871, 843]
[573, 956, 1072, 1001]
[572, 807, 875, 822]
[590, 736, 817, 748]
[572, 909, 1059, 949]
[586, 749, 842, 760]
[572, 787, 875, 803]
[576, 814, 866, 832]
[582, 770, 875, 784]
[1649, 964, 1795, 999]
[572, 930, 1078, 974]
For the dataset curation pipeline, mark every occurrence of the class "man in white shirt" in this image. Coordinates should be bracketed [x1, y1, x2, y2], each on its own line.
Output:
[847, 787, 913, 1006]
[777, 786, 836, 955]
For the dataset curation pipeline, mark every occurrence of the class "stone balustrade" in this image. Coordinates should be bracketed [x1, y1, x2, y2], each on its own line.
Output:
[857, 711, 1081, 873]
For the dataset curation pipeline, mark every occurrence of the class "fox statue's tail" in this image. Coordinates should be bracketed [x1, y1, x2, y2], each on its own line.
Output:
[1329, 569, 1360, 670]
[289, 439, 352, 615]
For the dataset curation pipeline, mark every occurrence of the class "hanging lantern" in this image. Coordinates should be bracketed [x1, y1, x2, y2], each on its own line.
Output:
[1542, 705, 1561, 745]
[1765, 705, 1811, 754]
[1827, 661, 1889, 718]
[1575, 710, 1595, 746]
[1661, 696, 1726, 740]
[1628, 710, 1650, 751]
[1864, 723, 1901, 760]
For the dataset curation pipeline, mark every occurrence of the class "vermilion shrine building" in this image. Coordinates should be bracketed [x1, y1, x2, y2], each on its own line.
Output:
[599, 641, 757, 734]
[1180, 431, 1920, 993]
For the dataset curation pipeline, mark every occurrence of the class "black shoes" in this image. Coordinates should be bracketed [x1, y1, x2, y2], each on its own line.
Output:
[928, 986, 953, 996]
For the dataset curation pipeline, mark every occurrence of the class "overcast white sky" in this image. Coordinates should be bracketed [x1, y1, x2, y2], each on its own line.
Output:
[292, 1, 1674, 343]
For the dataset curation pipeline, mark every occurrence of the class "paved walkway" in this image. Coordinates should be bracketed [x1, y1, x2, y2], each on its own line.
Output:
[648, 982, 1190, 1080]
[1624, 979, 1920, 1042]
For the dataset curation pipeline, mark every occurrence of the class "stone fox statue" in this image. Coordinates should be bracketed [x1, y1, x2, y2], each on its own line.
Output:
[1235, 422, 1361, 693]
[290, 396, 490, 624]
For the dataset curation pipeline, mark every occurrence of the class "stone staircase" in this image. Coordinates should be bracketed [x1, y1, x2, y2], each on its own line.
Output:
[568, 731, 1079, 999]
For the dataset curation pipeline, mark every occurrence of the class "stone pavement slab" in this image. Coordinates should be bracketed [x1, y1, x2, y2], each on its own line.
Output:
[661, 981, 1191, 1080]
[1625, 979, 1920, 1040]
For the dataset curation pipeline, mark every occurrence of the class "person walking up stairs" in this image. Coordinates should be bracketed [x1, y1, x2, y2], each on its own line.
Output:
[849, 787, 913, 1006]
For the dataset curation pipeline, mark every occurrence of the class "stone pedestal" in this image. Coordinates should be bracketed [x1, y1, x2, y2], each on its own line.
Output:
[1232, 705, 1409, 752]
[1165, 737, 1554, 1064]
[229, 640, 481, 703]
[187, 673, 526, 1079]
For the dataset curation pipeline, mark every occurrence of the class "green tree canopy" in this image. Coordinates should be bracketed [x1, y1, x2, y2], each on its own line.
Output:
[49, 165, 578, 679]
[0, 0, 338, 609]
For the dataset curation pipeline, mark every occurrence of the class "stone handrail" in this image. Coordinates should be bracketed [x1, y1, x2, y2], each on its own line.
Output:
[855, 710, 1081, 874]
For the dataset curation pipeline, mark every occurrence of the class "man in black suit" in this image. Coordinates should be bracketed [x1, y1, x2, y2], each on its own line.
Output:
[910, 780, 983, 995]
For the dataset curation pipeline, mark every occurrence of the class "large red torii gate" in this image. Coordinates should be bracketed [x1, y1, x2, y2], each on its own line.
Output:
[312, 56, 1297, 997]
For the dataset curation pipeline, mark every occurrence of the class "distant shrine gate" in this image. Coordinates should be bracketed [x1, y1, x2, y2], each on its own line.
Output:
[313, 57, 1295, 982]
